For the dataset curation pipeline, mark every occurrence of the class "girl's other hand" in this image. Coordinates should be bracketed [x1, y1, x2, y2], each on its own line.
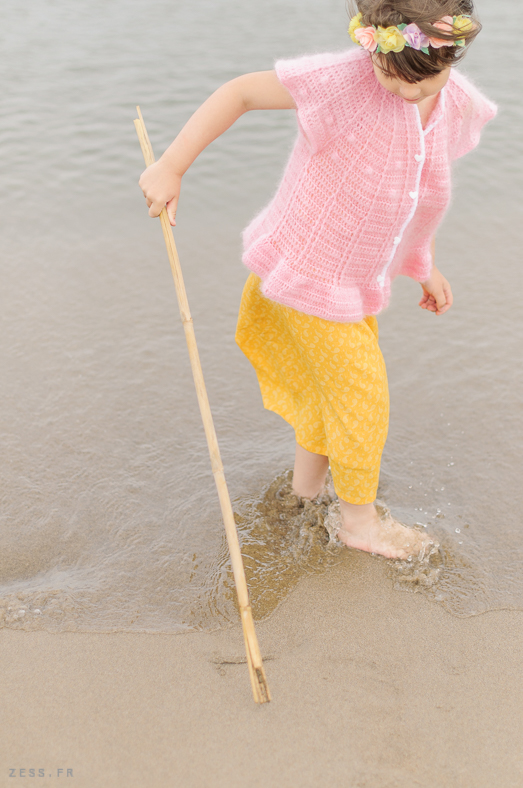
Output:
[138, 156, 182, 226]
[419, 267, 453, 316]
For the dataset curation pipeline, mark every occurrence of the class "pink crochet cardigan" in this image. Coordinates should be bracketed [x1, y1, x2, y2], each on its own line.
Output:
[242, 49, 497, 322]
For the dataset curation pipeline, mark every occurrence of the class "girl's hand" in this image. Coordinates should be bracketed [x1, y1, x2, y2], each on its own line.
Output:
[139, 156, 182, 226]
[419, 267, 453, 316]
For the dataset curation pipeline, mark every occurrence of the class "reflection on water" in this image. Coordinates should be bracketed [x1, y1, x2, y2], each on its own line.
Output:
[1, 0, 522, 632]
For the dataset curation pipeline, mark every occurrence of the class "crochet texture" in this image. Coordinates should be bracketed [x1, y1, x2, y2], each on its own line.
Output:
[242, 49, 497, 322]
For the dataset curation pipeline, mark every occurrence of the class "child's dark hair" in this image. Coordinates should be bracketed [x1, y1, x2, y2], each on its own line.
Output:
[349, 0, 481, 83]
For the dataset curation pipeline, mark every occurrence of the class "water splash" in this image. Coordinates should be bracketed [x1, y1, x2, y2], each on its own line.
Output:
[230, 470, 342, 621]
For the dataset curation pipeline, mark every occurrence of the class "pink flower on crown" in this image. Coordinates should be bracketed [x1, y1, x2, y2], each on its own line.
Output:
[402, 23, 430, 51]
[429, 16, 455, 48]
[354, 26, 379, 52]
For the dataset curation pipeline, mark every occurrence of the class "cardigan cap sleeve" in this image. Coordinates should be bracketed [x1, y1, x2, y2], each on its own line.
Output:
[275, 49, 366, 154]
[447, 70, 497, 160]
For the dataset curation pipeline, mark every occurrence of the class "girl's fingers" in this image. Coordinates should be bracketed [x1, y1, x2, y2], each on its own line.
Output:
[424, 294, 438, 312]
[433, 288, 447, 311]
[435, 282, 453, 315]
[443, 282, 454, 307]
[148, 201, 164, 218]
[420, 292, 436, 309]
[166, 197, 178, 226]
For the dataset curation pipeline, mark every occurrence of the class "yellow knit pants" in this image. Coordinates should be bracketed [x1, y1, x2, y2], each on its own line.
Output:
[235, 273, 389, 504]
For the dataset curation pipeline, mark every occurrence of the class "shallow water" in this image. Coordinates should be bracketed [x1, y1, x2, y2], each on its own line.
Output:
[0, 0, 522, 633]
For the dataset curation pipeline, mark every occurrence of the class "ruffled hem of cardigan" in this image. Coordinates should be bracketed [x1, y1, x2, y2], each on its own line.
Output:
[243, 254, 391, 324]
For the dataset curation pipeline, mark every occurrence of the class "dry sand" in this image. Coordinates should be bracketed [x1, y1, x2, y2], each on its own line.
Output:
[1, 551, 521, 788]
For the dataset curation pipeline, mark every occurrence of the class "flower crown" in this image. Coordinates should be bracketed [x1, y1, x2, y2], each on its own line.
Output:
[348, 12, 474, 55]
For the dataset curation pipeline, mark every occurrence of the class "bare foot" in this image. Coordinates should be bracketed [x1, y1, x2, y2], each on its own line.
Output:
[334, 499, 437, 561]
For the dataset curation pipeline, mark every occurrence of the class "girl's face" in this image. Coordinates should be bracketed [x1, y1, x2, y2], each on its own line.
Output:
[372, 58, 451, 104]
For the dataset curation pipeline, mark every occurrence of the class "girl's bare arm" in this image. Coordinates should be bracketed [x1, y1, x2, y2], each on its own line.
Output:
[138, 71, 296, 225]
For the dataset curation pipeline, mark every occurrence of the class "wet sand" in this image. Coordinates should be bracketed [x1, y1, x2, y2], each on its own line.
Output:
[2, 555, 521, 788]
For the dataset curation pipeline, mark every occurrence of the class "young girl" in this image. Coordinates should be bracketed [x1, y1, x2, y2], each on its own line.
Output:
[139, 0, 496, 561]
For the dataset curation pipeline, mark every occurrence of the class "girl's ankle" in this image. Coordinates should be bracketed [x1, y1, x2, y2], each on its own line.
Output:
[292, 483, 324, 501]
[339, 499, 376, 534]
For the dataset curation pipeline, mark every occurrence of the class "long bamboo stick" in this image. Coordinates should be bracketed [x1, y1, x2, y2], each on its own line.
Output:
[134, 107, 270, 704]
